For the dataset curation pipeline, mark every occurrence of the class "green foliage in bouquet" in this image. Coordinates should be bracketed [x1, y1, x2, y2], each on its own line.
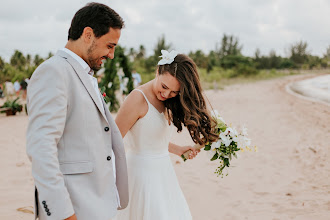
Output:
[204, 142, 241, 177]
[203, 117, 239, 177]
[203, 111, 255, 177]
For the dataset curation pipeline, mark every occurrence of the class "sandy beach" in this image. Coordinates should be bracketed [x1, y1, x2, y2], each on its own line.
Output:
[0, 74, 329, 219]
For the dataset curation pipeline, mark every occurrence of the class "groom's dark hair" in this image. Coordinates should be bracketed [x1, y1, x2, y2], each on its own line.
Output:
[68, 2, 124, 40]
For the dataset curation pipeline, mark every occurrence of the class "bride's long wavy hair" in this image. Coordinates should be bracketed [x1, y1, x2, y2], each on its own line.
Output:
[158, 54, 218, 145]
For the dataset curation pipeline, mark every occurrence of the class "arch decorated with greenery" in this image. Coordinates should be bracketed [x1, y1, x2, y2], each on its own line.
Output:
[99, 46, 134, 112]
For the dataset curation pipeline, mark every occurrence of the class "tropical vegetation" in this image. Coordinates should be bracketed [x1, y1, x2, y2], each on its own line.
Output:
[1, 34, 329, 112]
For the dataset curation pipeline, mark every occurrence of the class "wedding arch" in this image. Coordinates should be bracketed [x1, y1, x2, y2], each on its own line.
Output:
[98, 46, 134, 112]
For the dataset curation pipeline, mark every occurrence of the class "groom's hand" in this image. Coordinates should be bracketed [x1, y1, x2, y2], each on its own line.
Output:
[65, 214, 77, 220]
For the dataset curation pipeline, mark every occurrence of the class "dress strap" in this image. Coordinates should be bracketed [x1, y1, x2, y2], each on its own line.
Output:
[134, 89, 150, 105]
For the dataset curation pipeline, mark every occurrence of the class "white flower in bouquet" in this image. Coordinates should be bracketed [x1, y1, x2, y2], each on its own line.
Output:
[227, 127, 234, 133]
[229, 127, 238, 141]
[219, 132, 231, 147]
[181, 109, 256, 177]
[205, 115, 255, 177]
[208, 141, 221, 159]
[211, 140, 221, 150]
[237, 133, 251, 150]
[211, 110, 226, 124]
[237, 136, 245, 149]
[241, 125, 248, 136]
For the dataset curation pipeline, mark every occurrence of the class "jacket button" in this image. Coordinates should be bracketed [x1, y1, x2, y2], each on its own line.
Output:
[104, 127, 109, 132]
[42, 201, 46, 205]
[107, 156, 111, 161]
[45, 208, 49, 212]
[47, 212, 51, 216]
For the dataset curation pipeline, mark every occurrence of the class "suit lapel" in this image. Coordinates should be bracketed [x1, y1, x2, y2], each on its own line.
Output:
[101, 96, 112, 123]
[56, 50, 108, 121]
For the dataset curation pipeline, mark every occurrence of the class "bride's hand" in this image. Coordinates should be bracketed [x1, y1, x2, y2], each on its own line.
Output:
[168, 142, 200, 159]
[180, 146, 200, 159]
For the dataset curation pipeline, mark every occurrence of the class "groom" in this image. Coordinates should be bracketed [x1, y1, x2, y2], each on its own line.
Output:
[26, 3, 128, 220]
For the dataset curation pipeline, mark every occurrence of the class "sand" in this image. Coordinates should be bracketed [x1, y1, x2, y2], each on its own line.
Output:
[0, 73, 329, 219]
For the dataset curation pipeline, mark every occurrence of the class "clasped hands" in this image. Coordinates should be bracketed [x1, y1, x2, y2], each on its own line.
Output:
[179, 145, 200, 159]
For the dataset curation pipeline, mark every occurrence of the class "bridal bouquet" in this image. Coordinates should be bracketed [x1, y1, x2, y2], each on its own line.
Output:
[181, 110, 256, 177]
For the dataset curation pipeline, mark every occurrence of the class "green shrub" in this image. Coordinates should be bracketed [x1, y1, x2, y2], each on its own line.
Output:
[0, 97, 23, 115]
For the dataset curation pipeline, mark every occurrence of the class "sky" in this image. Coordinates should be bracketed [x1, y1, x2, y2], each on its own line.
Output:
[1, 0, 330, 62]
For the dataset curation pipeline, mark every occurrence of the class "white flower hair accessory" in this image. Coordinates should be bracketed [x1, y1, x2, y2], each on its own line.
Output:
[157, 50, 179, 65]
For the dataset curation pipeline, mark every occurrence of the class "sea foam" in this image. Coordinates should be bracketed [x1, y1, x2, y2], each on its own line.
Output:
[289, 74, 330, 105]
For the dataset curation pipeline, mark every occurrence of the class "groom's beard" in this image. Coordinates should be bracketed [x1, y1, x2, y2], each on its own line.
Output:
[88, 56, 106, 71]
[87, 41, 105, 71]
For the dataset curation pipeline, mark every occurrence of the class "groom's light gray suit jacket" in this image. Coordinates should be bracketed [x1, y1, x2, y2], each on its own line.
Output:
[26, 50, 129, 220]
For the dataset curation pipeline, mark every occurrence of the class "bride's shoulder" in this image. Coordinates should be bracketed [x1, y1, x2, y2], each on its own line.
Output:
[123, 89, 148, 115]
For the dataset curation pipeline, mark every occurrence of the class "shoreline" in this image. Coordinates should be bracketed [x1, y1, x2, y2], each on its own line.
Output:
[287, 74, 330, 106]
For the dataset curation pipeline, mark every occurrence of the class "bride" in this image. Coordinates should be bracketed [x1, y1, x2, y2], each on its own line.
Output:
[115, 50, 218, 220]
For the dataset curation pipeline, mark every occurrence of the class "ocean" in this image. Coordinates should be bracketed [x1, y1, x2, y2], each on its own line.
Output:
[289, 74, 330, 105]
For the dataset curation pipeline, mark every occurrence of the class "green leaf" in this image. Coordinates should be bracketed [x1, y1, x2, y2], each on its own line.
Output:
[181, 154, 187, 162]
[210, 153, 218, 161]
[224, 158, 230, 167]
[204, 145, 211, 151]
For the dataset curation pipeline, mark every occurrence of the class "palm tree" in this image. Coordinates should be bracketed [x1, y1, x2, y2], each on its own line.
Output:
[289, 41, 309, 66]
[189, 50, 208, 68]
[153, 34, 172, 58]
[47, 52, 54, 59]
[26, 54, 32, 66]
[128, 47, 136, 61]
[0, 56, 4, 71]
[34, 54, 44, 66]
[10, 50, 27, 70]
[136, 45, 146, 59]
[144, 35, 172, 73]
[324, 45, 330, 59]
[216, 34, 242, 59]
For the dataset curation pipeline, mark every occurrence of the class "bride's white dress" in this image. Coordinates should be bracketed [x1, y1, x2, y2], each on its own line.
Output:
[115, 89, 192, 220]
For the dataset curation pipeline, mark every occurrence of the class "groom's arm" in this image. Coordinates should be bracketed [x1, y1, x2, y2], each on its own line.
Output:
[26, 61, 75, 219]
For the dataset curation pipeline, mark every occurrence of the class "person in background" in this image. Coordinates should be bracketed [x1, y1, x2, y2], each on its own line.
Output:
[132, 69, 142, 88]
[20, 78, 28, 100]
[0, 83, 4, 98]
[14, 80, 21, 97]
